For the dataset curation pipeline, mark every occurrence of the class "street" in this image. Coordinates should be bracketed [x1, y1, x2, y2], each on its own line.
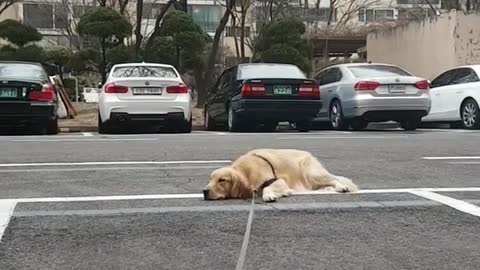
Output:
[0, 128, 479, 270]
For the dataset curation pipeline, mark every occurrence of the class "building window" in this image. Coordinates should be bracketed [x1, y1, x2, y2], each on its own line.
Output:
[187, 5, 222, 32]
[226, 26, 251, 37]
[359, 8, 394, 22]
[398, 8, 435, 20]
[24, 3, 68, 29]
[143, 3, 165, 19]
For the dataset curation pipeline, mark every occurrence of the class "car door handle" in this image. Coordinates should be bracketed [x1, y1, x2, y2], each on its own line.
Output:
[328, 90, 333, 93]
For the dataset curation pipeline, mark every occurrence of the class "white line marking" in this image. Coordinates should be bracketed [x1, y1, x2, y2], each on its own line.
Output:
[276, 136, 396, 140]
[422, 156, 480, 160]
[0, 165, 222, 173]
[235, 197, 255, 270]
[12, 138, 158, 142]
[409, 190, 480, 217]
[82, 132, 94, 137]
[2, 187, 480, 203]
[0, 200, 16, 241]
[0, 160, 231, 168]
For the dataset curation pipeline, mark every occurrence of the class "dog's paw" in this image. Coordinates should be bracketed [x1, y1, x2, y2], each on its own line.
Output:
[262, 191, 278, 202]
[335, 183, 350, 193]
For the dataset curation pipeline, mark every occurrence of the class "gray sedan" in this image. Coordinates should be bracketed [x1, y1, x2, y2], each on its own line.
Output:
[313, 63, 431, 130]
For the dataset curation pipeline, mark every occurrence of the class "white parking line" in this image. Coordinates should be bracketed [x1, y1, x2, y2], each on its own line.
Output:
[277, 136, 396, 140]
[0, 200, 16, 241]
[409, 190, 480, 217]
[12, 138, 159, 142]
[0, 165, 222, 173]
[82, 132, 94, 137]
[0, 160, 232, 167]
[423, 156, 480, 160]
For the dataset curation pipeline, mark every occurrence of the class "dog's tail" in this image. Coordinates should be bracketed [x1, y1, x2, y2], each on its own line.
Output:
[335, 175, 359, 192]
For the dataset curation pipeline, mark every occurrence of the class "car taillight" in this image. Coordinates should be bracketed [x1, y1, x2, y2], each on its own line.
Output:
[415, 80, 429, 90]
[28, 84, 56, 101]
[105, 83, 128, 93]
[166, 84, 188, 94]
[354, 81, 380, 91]
[299, 84, 320, 97]
[241, 83, 265, 97]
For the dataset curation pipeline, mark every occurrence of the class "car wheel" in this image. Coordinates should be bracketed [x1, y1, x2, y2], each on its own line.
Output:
[350, 118, 368, 131]
[46, 118, 59, 135]
[400, 118, 420, 131]
[178, 116, 193, 133]
[204, 109, 217, 131]
[227, 106, 244, 132]
[98, 112, 111, 134]
[329, 100, 349, 130]
[460, 99, 480, 129]
[296, 119, 312, 132]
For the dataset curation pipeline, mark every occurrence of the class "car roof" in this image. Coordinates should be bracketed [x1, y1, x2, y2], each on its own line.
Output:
[237, 63, 297, 68]
[112, 62, 176, 69]
[322, 62, 401, 69]
[0, 60, 43, 66]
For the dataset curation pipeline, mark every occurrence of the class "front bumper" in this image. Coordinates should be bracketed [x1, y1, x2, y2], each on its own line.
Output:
[231, 98, 322, 121]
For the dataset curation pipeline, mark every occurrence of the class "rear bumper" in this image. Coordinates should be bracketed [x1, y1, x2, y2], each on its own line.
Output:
[344, 95, 431, 120]
[0, 101, 56, 126]
[231, 98, 322, 121]
[107, 112, 186, 125]
[99, 94, 192, 122]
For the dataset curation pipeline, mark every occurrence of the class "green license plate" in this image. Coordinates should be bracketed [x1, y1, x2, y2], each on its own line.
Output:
[273, 85, 292, 95]
[0, 88, 17, 98]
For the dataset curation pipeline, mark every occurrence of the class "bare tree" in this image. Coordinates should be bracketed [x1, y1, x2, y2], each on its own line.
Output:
[134, 0, 143, 57]
[0, 0, 19, 15]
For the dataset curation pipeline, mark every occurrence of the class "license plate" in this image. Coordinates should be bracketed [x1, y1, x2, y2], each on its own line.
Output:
[0, 88, 17, 98]
[388, 84, 406, 93]
[273, 85, 292, 95]
[132, 87, 162, 95]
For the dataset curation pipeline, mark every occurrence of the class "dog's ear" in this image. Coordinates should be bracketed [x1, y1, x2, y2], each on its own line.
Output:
[230, 169, 252, 199]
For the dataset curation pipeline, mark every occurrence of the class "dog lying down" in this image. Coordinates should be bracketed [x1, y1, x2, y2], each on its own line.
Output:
[203, 149, 358, 202]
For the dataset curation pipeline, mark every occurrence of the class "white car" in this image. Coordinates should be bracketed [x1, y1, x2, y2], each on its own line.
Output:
[98, 63, 193, 133]
[422, 65, 480, 129]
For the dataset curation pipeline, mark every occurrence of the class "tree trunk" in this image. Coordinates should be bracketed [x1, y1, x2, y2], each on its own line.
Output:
[135, 0, 144, 59]
[193, 68, 205, 108]
[196, 0, 236, 108]
[240, 8, 247, 59]
[231, 13, 240, 61]
[100, 38, 107, 83]
[146, 0, 178, 50]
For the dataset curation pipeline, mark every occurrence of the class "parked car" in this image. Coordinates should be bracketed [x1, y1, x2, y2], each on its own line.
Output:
[0, 61, 59, 134]
[98, 63, 193, 134]
[204, 63, 322, 132]
[422, 65, 480, 129]
[312, 63, 431, 131]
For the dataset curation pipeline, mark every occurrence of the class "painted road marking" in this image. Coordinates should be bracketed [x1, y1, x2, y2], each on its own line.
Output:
[276, 136, 399, 140]
[423, 156, 480, 160]
[0, 160, 232, 168]
[0, 200, 16, 241]
[409, 190, 480, 217]
[82, 132, 94, 137]
[1, 187, 479, 203]
[12, 138, 159, 142]
[0, 165, 222, 173]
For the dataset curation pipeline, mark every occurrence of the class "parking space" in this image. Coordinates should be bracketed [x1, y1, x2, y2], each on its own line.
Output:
[0, 128, 479, 269]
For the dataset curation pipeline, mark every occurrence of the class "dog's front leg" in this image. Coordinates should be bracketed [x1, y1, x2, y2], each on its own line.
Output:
[262, 179, 293, 202]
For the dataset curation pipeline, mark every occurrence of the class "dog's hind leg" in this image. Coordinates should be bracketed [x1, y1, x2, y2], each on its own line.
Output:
[262, 179, 293, 202]
[302, 156, 358, 193]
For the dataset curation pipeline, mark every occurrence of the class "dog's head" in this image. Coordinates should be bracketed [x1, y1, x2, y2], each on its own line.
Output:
[203, 166, 251, 200]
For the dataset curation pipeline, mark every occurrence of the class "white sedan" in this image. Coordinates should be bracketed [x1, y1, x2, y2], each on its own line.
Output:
[423, 65, 480, 129]
[98, 63, 193, 133]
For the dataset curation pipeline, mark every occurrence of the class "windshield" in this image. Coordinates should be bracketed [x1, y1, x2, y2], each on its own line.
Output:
[237, 64, 306, 80]
[112, 66, 178, 78]
[0, 63, 48, 81]
[348, 65, 412, 78]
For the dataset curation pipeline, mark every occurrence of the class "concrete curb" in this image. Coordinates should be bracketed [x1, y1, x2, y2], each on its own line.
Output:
[59, 125, 205, 133]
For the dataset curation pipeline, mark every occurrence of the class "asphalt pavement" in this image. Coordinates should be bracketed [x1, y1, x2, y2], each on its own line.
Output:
[0, 128, 479, 270]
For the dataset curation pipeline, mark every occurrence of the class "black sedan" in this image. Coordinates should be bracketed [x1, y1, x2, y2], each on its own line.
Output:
[204, 63, 322, 132]
[0, 61, 59, 134]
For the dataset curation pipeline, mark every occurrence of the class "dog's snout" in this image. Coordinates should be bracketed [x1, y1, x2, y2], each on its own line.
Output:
[202, 189, 209, 200]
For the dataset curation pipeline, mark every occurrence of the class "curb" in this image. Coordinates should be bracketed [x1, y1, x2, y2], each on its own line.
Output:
[60, 125, 206, 133]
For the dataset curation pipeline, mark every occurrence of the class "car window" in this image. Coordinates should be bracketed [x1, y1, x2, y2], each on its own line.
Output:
[318, 68, 342, 85]
[450, 68, 479, 85]
[237, 64, 306, 80]
[111, 66, 178, 78]
[431, 70, 457, 88]
[0, 63, 48, 81]
[348, 65, 412, 78]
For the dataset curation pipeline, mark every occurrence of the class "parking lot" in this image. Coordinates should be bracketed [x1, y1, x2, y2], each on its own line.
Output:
[1, 128, 479, 270]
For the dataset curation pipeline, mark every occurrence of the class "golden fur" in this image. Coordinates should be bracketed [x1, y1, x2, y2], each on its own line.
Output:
[203, 149, 358, 202]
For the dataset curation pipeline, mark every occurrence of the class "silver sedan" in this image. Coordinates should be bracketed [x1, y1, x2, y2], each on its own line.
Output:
[313, 63, 431, 131]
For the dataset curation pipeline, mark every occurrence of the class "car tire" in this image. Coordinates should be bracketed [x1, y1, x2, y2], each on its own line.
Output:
[296, 119, 312, 132]
[204, 109, 217, 131]
[178, 116, 193, 133]
[98, 112, 111, 134]
[460, 99, 480, 129]
[329, 100, 349, 130]
[46, 118, 59, 135]
[350, 118, 368, 131]
[400, 118, 420, 131]
[227, 106, 244, 132]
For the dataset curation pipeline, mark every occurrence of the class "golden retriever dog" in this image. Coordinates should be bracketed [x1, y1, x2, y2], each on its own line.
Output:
[203, 149, 358, 202]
